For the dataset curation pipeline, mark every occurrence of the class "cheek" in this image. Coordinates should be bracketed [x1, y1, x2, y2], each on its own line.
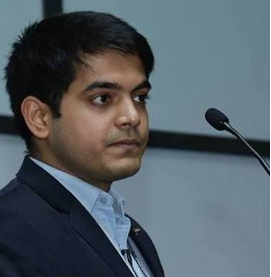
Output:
[64, 108, 109, 134]
[140, 109, 149, 131]
[64, 112, 113, 151]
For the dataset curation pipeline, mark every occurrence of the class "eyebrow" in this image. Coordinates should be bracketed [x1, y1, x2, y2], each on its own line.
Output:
[83, 79, 152, 93]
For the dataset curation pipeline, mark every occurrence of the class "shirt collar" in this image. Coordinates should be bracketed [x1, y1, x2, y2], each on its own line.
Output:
[29, 157, 126, 216]
[109, 188, 126, 216]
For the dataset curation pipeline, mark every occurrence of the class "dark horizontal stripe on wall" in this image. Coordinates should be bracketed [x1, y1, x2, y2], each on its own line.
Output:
[42, 0, 63, 18]
[0, 116, 17, 135]
[0, 115, 269, 157]
[149, 130, 270, 157]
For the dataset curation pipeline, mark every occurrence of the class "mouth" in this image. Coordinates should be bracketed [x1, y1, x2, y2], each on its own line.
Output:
[109, 139, 141, 150]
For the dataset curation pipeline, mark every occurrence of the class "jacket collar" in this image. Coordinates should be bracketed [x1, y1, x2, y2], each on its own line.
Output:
[17, 156, 73, 212]
[17, 156, 134, 277]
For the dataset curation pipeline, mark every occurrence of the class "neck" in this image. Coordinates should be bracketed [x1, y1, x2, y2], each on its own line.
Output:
[30, 153, 112, 192]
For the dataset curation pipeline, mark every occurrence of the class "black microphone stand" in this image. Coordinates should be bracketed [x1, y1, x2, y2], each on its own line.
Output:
[222, 122, 270, 176]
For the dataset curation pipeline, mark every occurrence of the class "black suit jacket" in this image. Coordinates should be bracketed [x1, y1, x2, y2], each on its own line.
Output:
[0, 156, 164, 277]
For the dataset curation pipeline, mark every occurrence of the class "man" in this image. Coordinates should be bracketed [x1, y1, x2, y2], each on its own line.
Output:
[0, 11, 165, 277]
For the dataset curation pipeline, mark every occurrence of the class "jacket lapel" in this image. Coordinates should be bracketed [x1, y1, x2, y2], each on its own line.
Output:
[17, 156, 134, 277]
[129, 218, 165, 277]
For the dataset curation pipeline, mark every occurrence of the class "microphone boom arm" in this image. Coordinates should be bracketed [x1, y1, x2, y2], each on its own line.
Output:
[223, 122, 270, 176]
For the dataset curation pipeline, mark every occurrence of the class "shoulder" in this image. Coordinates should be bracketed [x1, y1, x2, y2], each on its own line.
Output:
[0, 177, 48, 237]
[0, 179, 50, 274]
[0, 177, 46, 218]
[0, 178, 69, 275]
[0, 177, 66, 242]
[0, 178, 35, 216]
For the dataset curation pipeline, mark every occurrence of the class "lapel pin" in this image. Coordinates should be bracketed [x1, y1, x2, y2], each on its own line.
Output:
[133, 228, 141, 235]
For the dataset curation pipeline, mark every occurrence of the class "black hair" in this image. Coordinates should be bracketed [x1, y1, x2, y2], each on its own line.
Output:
[4, 11, 154, 150]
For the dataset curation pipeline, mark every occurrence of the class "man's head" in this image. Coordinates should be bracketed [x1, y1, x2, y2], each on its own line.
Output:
[5, 11, 154, 190]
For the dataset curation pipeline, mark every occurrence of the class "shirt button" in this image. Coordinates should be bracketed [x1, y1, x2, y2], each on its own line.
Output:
[99, 197, 108, 204]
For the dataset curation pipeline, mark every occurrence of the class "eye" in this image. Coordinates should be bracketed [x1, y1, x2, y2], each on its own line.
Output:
[92, 94, 111, 105]
[134, 93, 151, 104]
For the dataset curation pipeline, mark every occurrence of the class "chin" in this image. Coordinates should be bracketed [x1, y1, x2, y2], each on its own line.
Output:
[110, 160, 141, 181]
[119, 167, 140, 180]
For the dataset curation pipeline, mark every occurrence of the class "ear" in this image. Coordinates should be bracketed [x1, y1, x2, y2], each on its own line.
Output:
[21, 96, 52, 140]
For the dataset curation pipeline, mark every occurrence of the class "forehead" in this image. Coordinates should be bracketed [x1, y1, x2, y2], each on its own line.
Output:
[68, 51, 147, 94]
[79, 51, 146, 78]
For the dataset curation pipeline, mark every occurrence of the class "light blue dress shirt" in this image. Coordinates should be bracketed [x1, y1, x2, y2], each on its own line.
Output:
[30, 157, 152, 277]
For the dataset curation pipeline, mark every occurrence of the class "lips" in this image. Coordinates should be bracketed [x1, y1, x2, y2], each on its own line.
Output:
[109, 138, 141, 150]
[112, 139, 140, 145]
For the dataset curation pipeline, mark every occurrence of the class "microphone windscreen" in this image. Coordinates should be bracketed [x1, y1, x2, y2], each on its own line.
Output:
[205, 108, 229, 131]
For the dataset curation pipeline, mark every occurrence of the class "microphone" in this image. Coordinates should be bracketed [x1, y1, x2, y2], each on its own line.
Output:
[205, 108, 270, 176]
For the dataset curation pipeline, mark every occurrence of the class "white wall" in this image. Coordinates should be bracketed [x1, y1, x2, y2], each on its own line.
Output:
[0, 0, 42, 115]
[0, 1, 269, 277]
[0, 134, 25, 185]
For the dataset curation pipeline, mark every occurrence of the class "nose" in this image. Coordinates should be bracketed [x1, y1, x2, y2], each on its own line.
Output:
[115, 98, 140, 129]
